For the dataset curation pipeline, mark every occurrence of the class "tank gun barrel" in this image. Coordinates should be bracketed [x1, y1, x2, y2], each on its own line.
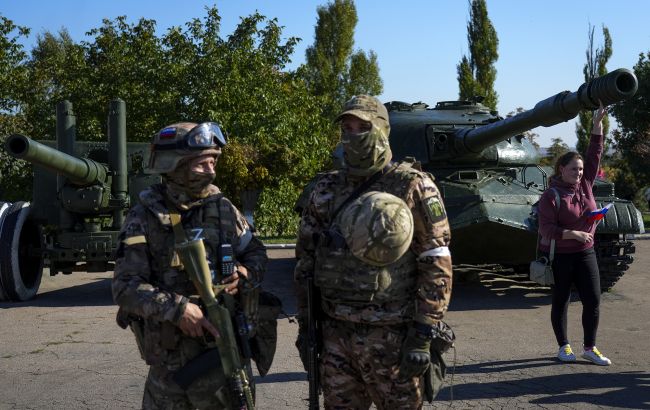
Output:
[458, 68, 638, 154]
[6, 134, 108, 186]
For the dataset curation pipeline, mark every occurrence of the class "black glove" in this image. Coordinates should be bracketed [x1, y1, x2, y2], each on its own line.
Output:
[398, 326, 431, 379]
[296, 325, 309, 371]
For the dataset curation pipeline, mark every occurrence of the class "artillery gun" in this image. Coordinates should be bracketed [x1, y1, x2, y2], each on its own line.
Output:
[0, 100, 159, 301]
[386, 68, 643, 291]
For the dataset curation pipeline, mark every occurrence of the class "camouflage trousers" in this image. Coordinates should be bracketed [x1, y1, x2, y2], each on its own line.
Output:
[142, 337, 238, 410]
[320, 319, 424, 410]
[142, 358, 232, 409]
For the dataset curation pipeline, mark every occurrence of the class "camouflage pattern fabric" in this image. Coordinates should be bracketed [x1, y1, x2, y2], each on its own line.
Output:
[112, 182, 267, 407]
[294, 161, 452, 407]
[295, 162, 453, 326]
[340, 118, 392, 176]
[320, 320, 424, 410]
[336, 95, 392, 176]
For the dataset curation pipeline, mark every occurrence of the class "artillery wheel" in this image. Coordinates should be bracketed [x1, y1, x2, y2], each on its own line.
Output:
[0, 201, 12, 301]
[595, 234, 634, 293]
[0, 201, 44, 301]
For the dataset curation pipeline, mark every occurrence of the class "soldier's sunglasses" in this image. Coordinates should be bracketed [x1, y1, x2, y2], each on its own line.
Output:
[156, 122, 227, 150]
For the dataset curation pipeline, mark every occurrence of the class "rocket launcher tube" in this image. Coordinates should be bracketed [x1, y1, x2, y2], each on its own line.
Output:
[174, 238, 255, 409]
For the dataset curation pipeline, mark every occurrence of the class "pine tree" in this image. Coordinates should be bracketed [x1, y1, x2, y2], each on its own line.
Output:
[457, 0, 499, 110]
[576, 24, 612, 156]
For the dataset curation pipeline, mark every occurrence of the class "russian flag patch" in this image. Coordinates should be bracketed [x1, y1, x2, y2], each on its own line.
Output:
[159, 127, 177, 139]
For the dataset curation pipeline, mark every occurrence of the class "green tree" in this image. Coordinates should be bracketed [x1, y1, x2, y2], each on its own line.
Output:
[302, 0, 382, 124]
[457, 0, 499, 110]
[9, 7, 331, 236]
[575, 24, 612, 156]
[542, 137, 571, 167]
[610, 52, 650, 200]
[0, 15, 31, 201]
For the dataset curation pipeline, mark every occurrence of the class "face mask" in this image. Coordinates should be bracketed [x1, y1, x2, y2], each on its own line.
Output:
[165, 161, 216, 200]
[341, 120, 392, 176]
[185, 172, 216, 198]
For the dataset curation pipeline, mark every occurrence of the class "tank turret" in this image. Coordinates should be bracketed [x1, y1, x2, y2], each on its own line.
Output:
[386, 68, 643, 292]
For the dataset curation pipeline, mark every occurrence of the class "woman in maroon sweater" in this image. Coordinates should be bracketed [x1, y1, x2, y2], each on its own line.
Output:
[537, 104, 611, 366]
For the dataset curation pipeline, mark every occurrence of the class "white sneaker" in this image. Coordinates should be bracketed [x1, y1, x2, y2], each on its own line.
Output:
[557, 344, 576, 362]
[582, 347, 611, 366]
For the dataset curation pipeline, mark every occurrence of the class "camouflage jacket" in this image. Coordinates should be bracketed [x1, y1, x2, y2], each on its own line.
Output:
[294, 161, 453, 326]
[112, 183, 267, 327]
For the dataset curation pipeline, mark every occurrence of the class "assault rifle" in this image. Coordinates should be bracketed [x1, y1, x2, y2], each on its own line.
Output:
[307, 274, 321, 410]
[175, 238, 255, 410]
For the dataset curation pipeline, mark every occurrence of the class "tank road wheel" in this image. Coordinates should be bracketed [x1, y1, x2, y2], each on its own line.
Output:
[0, 201, 44, 301]
[595, 234, 634, 293]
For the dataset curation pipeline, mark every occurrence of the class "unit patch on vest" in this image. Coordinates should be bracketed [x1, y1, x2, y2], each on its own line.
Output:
[424, 196, 446, 223]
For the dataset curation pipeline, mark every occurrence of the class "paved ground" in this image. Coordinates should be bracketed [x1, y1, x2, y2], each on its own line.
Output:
[1, 240, 649, 409]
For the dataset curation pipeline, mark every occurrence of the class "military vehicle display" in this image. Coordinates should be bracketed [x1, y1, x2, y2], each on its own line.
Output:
[0, 100, 159, 301]
[385, 68, 642, 291]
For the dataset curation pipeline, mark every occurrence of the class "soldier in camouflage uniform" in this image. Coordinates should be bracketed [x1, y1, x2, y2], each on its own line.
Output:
[112, 122, 267, 409]
[294, 95, 453, 409]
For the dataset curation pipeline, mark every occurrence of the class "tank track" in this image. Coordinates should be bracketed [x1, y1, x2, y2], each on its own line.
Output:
[594, 234, 635, 292]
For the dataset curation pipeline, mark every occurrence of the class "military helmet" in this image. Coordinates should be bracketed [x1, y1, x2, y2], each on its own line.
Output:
[339, 191, 414, 266]
[146, 122, 227, 174]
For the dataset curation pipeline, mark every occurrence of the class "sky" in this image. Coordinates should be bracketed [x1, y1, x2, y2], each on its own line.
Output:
[2, 0, 649, 147]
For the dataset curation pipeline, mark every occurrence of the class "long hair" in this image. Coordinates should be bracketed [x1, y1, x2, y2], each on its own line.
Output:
[553, 151, 583, 178]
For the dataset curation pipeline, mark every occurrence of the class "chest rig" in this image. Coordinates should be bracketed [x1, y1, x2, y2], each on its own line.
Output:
[314, 161, 421, 305]
[144, 194, 238, 296]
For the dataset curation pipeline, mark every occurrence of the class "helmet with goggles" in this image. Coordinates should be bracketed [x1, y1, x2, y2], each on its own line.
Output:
[147, 122, 227, 174]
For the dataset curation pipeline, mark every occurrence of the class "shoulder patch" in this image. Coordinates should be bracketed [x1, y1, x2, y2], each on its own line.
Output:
[424, 196, 446, 223]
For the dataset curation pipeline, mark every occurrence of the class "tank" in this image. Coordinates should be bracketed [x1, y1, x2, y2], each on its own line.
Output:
[386, 68, 643, 291]
[0, 99, 160, 301]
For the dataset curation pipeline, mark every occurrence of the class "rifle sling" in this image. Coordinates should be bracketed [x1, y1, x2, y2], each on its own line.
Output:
[329, 163, 394, 224]
[164, 196, 188, 244]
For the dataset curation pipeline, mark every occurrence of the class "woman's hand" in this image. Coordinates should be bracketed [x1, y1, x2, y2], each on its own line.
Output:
[563, 229, 593, 244]
[592, 101, 606, 135]
[221, 265, 249, 295]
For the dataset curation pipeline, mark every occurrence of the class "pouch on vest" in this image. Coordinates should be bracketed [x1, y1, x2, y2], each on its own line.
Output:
[250, 290, 283, 376]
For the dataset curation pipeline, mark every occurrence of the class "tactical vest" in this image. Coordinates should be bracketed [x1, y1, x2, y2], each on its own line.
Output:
[144, 194, 239, 297]
[314, 161, 422, 305]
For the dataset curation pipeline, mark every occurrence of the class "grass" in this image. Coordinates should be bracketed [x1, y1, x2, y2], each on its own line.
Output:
[260, 235, 296, 244]
[644, 212, 650, 230]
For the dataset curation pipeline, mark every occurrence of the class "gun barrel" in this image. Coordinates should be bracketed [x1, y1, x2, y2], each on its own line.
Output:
[459, 68, 638, 154]
[6, 134, 108, 186]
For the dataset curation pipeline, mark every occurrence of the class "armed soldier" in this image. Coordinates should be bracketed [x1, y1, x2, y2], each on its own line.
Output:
[294, 95, 454, 409]
[112, 122, 267, 409]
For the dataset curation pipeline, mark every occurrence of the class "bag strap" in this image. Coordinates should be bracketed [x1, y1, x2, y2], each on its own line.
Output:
[548, 187, 560, 262]
[329, 163, 394, 223]
[535, 187, 560, 262]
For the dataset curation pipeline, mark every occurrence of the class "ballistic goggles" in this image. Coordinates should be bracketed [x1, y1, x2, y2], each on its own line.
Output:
[155, 122, 227, 151]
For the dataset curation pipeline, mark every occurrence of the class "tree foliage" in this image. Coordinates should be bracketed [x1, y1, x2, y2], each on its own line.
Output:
[576, 24, 612, 156]
[542, 137, 571, 167]
[610, 51, 650, 200]
[302, 0, 382, 125]
[0, 7, 338, 236]
[0, 15, 31, 200]
[457, 0, 499, 110]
